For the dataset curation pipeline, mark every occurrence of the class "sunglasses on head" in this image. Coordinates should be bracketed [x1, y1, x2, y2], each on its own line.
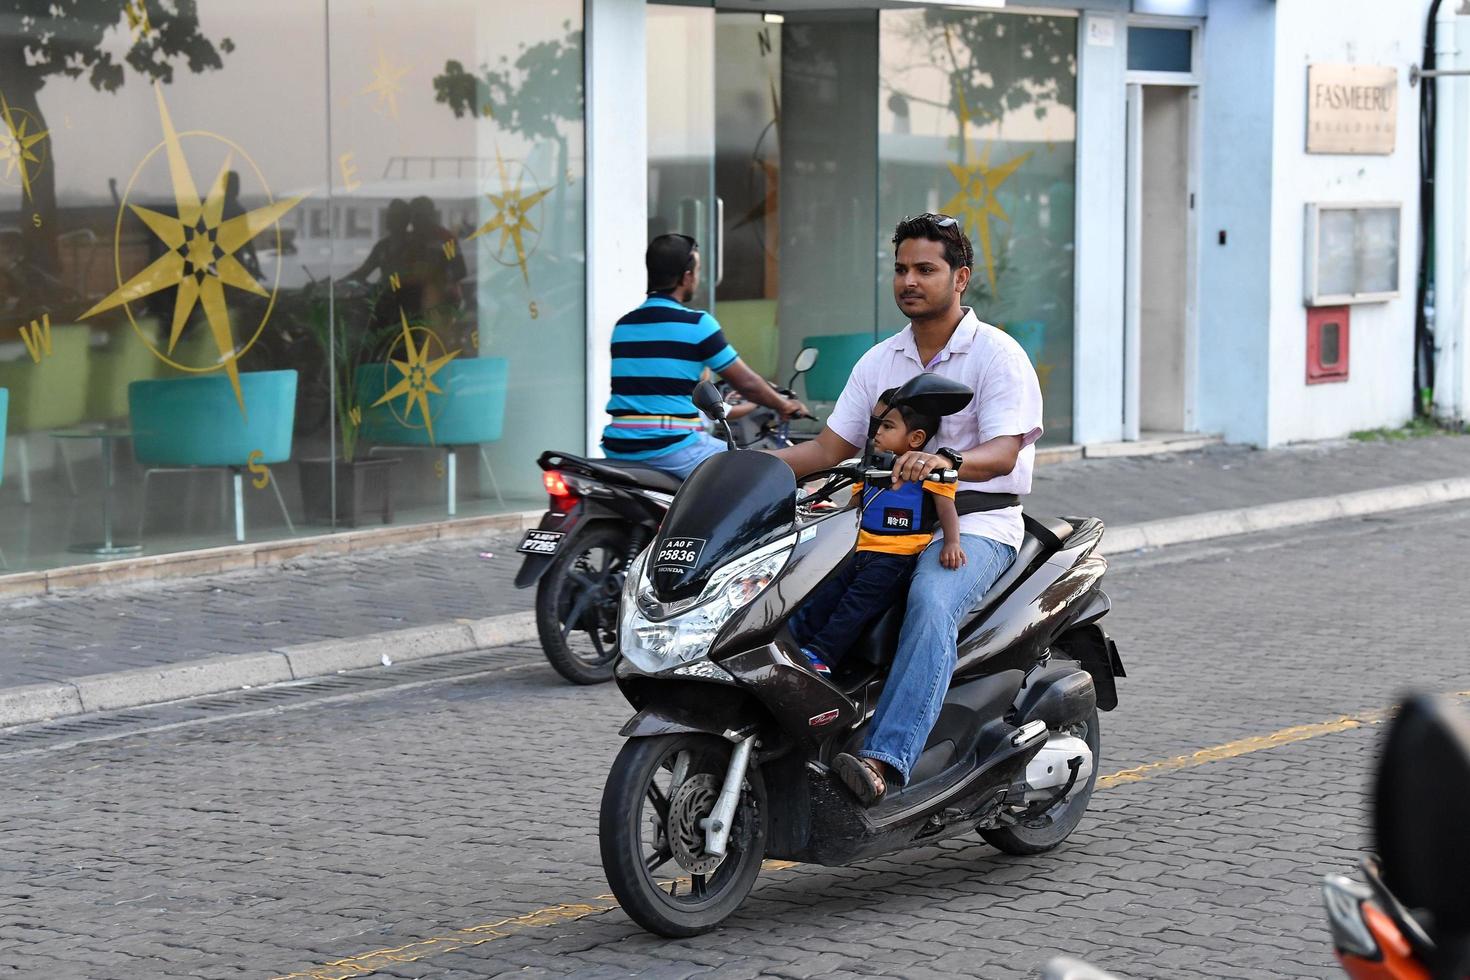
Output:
[903, 212, 958, 230]
[672, 233, 699, 272]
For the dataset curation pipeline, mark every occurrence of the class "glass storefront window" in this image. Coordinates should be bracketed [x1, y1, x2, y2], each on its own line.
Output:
[327, 1, 585, 525]
[0, 0, 584, 572]
[878, 9, 1078, 444]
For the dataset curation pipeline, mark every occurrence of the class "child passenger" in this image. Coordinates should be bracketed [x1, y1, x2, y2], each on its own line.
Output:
[791, 386, 964, 675]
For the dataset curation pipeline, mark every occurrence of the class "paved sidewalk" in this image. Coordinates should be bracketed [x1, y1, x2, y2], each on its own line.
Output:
[2, 433, 1467, 697]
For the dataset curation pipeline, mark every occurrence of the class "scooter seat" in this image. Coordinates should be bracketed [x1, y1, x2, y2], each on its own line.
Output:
[542, 452, 683, 494]
[958, 514, 1073, 634]
[845, 513, 1073, 669]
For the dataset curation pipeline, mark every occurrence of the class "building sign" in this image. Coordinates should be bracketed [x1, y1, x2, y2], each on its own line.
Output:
[1306, 64, 1397, 154]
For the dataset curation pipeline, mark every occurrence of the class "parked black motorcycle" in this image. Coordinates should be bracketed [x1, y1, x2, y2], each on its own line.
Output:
[598, 373, 1126, 936]
[514, 349, 819, 685]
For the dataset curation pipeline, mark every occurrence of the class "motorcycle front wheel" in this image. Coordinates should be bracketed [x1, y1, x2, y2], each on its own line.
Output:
[980, 707, 1101, 855]
[534, 525, 627, 685]
[599, 733, 768, 937]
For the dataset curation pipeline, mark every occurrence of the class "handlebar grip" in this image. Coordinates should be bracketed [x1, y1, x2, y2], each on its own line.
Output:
[860, 467, 959, 484]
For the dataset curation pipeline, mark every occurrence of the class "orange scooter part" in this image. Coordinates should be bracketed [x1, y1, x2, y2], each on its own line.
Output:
[1336, 903, 1430, 980]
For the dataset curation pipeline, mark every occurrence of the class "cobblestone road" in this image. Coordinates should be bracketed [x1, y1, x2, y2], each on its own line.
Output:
[6, 433, 1468, 689]
[4, 502, 1470, 979]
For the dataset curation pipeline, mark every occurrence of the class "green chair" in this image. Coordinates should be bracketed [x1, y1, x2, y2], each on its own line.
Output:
[717, 299, 779, 380]
[0, 323, 91, 503]
[87, 319, 162, 422]
[128, 370, 298, 543]
[356, 357, 509, 515]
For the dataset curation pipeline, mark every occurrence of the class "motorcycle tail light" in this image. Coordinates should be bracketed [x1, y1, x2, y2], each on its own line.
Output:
[544, 470, 578, 511]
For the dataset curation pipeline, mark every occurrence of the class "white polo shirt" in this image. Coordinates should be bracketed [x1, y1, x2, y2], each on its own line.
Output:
[825, 308, 1043, 550]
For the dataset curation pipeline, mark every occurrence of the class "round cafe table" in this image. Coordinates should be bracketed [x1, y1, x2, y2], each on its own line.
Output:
[50, 426, 143, 556]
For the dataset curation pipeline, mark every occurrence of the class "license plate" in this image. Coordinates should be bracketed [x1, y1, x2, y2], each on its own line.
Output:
[517, 529, 565, 555]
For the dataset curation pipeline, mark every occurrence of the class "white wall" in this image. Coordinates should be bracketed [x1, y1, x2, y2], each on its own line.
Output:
[585, 0, 649, 457]
[1434, 9, 1470, 427]
[1072, 10, 1129, 445]
[1264, 0, 1427, 445]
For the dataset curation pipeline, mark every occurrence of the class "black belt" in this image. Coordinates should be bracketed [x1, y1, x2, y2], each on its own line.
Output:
[955, 491, 1020, 515]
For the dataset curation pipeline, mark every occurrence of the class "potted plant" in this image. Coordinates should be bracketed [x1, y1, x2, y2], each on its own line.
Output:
[297, 283, 402, 527]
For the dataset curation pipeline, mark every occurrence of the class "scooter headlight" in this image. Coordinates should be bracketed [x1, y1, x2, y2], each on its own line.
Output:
[620, 535, 793, 670]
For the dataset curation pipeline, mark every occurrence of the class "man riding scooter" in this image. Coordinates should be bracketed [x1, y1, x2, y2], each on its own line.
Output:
[769, 212, 1044, 804]
[602, 233, 806, 478]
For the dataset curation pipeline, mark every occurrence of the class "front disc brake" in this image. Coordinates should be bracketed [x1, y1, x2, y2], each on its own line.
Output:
[668, 772, 725, 875]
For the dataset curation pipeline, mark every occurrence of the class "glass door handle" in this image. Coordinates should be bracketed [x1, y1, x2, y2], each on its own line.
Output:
[714, 196, 725, 287]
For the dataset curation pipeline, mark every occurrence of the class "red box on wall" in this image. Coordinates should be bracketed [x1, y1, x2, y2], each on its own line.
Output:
[1307, 306, 1350, 384]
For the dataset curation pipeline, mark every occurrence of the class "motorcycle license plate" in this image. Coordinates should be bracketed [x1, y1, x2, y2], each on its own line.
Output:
[517, 529, 565, 556]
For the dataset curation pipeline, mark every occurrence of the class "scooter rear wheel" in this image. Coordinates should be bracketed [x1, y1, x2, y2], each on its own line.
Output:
[980, 707, 1101, 855]
[600, 733, 767, 937]
[535, 525, 627, 685]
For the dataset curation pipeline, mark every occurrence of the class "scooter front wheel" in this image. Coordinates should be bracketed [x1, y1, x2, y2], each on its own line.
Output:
[599, 733, 767, 937]
[534, 525, 626, 685]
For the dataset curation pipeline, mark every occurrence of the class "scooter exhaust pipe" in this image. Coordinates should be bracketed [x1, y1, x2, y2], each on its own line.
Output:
[701, 734, 756, 858]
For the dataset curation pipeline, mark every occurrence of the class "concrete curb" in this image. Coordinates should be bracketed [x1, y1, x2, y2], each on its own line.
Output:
[0, 610, 538, 728]
[4, 474, 1469, 729]
[1099, 476, 1470, 554]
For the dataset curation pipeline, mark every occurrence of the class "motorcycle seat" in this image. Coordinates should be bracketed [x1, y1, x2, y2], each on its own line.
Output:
[541, 452, 683, 494]
[845, 513, 1073, 669]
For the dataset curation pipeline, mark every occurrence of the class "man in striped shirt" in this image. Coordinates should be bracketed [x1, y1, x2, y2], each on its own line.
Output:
[601, 234, 806, 478]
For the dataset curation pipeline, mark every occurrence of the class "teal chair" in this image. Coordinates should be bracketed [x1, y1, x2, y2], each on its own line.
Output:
[799, 331, 900, 402]
[128, 370, 298, 543]
[1001, 320, 1046, 366]
[356, 356, 509, 515]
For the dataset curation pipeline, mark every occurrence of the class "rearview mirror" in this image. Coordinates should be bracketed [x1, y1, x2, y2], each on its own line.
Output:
[692, 380, 728, 421]
[792, 347, 819, 374]
[1374, 694, 1470, 954]
[888, 372, 974, 420]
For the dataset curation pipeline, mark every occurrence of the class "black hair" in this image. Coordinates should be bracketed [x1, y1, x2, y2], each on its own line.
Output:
[891, 213, 974, 289]
[646, 233, 699, 293]
[877, 386, 941, 449]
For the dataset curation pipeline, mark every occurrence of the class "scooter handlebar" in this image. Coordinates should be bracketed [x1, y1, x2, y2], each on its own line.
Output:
[860, 467, 959, 485]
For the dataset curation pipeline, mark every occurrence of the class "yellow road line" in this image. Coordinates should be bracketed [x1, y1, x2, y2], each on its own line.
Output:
[275, 694, 1470, 979]
[271, 863, 801, 980]
[1097, 712, 1386, 789]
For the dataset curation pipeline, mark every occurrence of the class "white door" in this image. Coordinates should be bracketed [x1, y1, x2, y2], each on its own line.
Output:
[1124, 83, 1198, 438]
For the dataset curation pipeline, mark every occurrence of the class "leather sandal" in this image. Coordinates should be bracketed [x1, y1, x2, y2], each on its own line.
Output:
[834, 753, 887, 806]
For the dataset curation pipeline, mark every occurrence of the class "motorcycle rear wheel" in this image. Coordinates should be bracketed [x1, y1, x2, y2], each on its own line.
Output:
[535, 525, 627, 685]
[600, 733, 768, 937]
[980, 707, 1101, 855]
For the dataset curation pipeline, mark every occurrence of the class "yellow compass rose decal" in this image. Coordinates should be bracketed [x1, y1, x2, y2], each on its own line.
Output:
[80, 85, 303, 412]
[371, 308, 460, 445]
[467, 147, 553, 284]
[0, 89, 48, 203]
[942, 142, 1031, 298]
[361, 48, 411, 120]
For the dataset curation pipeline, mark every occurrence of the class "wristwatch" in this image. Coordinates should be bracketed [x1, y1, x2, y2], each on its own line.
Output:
[936, 447, 964, 470]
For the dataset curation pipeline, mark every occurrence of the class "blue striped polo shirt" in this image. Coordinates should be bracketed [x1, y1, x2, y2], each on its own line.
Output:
[601, 296, 739, 460]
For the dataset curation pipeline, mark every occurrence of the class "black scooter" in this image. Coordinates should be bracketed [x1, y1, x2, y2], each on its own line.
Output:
[598, 373, 1126, 936]
[514, 348, 819, 685]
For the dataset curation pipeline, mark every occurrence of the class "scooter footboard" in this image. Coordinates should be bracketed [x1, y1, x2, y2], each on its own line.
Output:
[764, 724, 1044, 867]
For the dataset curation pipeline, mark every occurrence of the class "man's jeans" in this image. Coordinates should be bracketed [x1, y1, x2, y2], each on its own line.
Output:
[858, 533, 1017, 785]
[643, 432, 727, 479]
